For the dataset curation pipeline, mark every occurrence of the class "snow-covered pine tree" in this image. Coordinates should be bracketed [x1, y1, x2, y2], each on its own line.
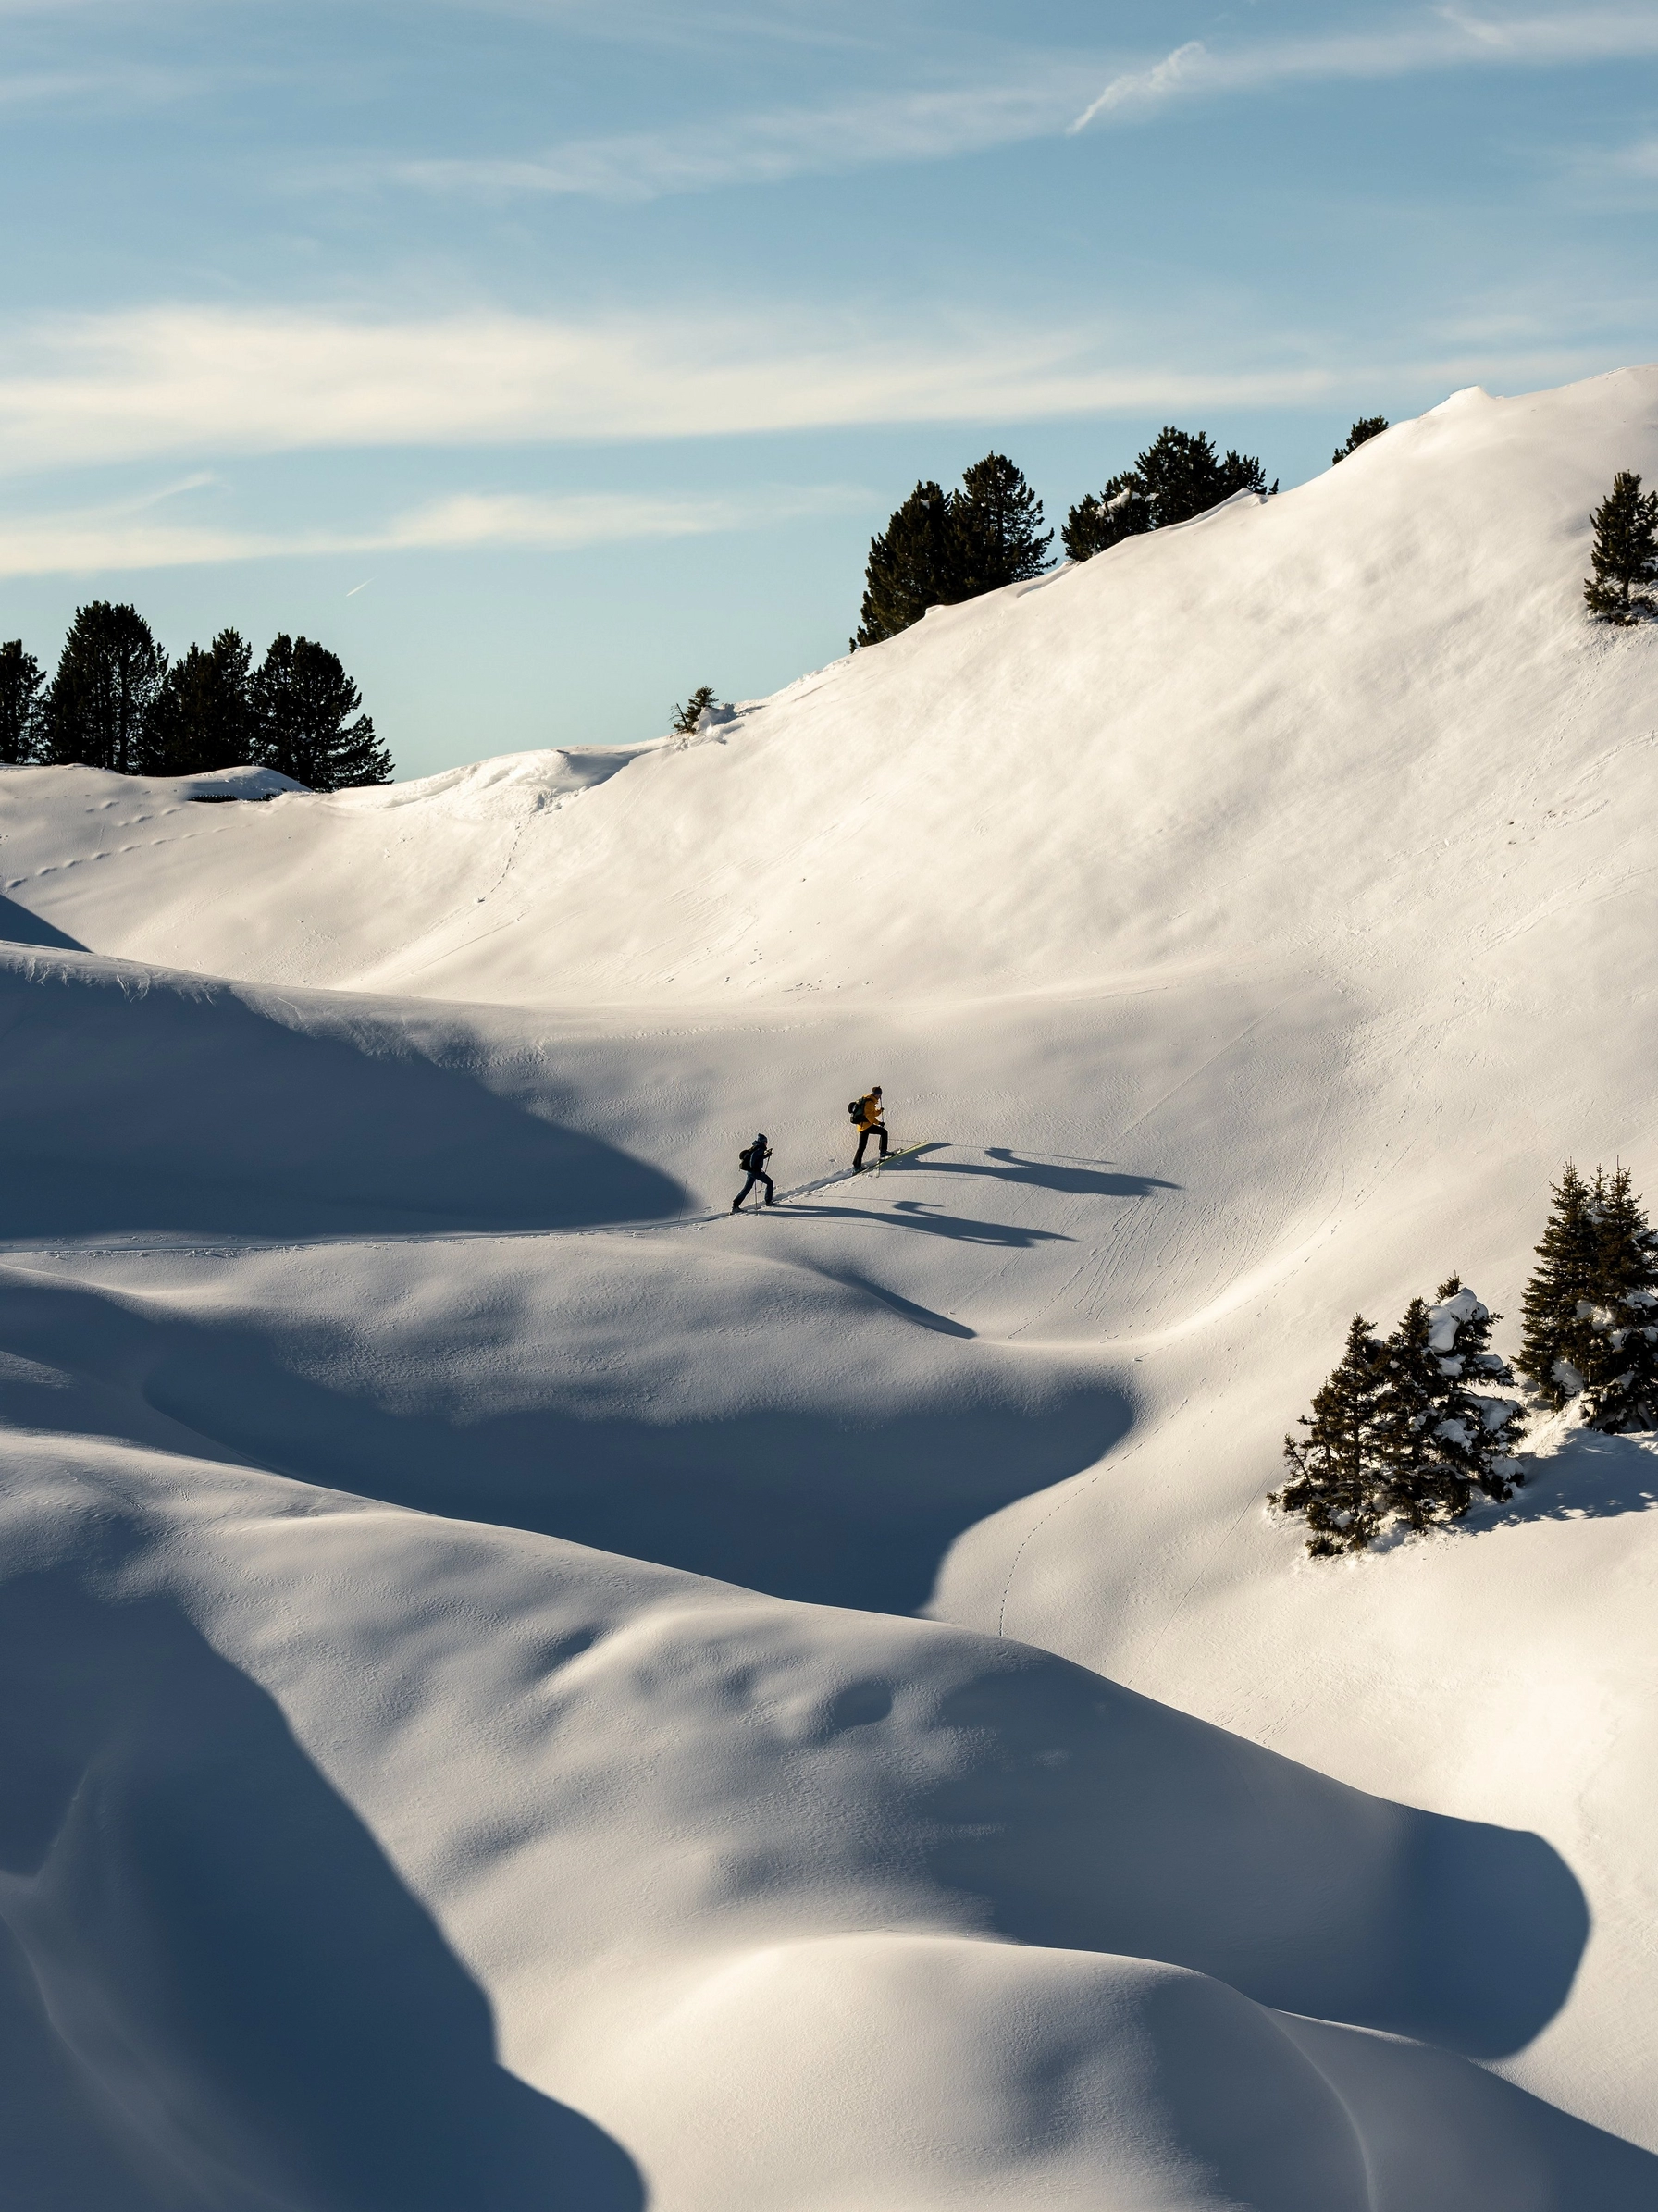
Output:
[1581, 1167, 1658, 1432]
[1517, 1163, 1602, 1408]
[1419, 1277, 1527, 1501]
[1374, 1296, 1475, 1532]
[1332, 416, 1388, 465]
[1272, 1315, 1392, 1555]
[1583, 470, 1658, 624]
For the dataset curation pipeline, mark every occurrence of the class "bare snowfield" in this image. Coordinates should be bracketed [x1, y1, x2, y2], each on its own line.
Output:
[3, 369, 1658, 2206]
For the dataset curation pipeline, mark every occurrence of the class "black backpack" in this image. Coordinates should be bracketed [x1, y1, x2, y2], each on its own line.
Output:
[847, 1099, 861, 1124]
[739, 1142, 763, 1172]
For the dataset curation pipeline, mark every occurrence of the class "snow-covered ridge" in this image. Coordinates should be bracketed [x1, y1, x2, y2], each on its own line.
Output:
[2, 365, 1657, 2206]
[6, 369, 1658, 1012]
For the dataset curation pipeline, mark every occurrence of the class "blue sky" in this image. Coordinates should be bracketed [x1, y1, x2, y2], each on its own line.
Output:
[5, 1, 1658, 777]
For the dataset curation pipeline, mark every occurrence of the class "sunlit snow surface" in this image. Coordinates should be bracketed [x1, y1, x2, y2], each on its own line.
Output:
[4, 372, 1658, 2207]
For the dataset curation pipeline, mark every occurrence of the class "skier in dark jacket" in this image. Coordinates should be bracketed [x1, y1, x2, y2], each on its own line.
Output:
[733, 1133, 775, 1211]
[852, 1087, 889, 1172]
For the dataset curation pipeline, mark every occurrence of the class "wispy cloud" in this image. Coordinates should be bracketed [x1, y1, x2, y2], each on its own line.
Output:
[0, 303, 1357, 475]
[352, 9, 1658, 204]
[1070, 9, 1658, 133]
[1070, 41, 1210, 130]
[0, 300, 1627, 483]
[0, 481, 870, 578]
[0, 62, 204, 108]
[386, 69, 1089, 202]
[1571, 131, 1658, 179]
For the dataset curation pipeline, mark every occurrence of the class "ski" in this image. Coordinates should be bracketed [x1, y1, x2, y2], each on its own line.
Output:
[720, 1141, 942, 1217]
[773, 1139, 942, 1204]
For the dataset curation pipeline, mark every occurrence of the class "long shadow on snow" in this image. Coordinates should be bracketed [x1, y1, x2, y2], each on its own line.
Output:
[929, 1149, 1181, 1199]
[0, 1271, 1129, 1617]
[0, 953, 682, 1236]
[786, 1198, 1074, 1250]
[0, 1574, 643, 2212]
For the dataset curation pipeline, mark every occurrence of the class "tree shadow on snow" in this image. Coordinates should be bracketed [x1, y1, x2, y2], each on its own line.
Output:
[0, 1575, 643, 2212]
[0, 958, 682, 1238]
[1476, 1424, 1658, 1529]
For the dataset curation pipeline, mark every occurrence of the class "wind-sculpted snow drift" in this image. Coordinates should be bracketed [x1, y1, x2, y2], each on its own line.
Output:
[4, 370, 1658, 2206]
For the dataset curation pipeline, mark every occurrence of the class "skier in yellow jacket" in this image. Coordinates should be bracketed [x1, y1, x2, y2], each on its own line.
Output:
[852, 1086, 889, 1172]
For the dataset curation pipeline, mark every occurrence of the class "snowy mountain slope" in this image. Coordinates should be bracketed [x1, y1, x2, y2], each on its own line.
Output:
[6, 374, 1658, 1011]
[4, 365, 1658, 2202]
[3, 1437, 1650, 2211]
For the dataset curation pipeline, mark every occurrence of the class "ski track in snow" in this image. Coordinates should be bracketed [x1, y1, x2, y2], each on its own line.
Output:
[4, 373, 1658, 2206]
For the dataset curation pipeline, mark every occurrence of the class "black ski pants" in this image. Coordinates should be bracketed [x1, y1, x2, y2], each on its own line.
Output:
[853, 1125, 889, 1168]
[733, 1170, 774, 1210]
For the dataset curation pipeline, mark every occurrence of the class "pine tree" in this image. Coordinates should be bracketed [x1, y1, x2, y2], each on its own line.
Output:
[1418, 1278, 1527, 1502]
[141, 629, 256, 776]
[1272, 1315, 1392, 1555]
[1135, 426, 1267, 528]
[855, 480, 963, 647]
[1332, 417, 1389, 465]
[855, 453, 1054, 641]
[250, 636, 391, 790]
[1519, 1163, 1610, 1408]
[672, 686, 717, 736]
[1583, 471, 1658, 624]
[43, 601, 167, 773]
[951, 451, 1052, 595]
[1373, 1296, 1473, 1532]
[1060, 473, 1153, 562]
[1581, 1168, 1658, 1431]
[1061, 427, 1267, 562]
[0, 641, 46, 764]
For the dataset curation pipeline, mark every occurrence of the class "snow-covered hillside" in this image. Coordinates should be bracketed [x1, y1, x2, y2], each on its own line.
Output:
[4, 368, 1658, 2206]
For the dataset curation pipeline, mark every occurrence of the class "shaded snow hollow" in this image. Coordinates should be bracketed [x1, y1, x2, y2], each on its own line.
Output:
[2, 367, 1658, 2206]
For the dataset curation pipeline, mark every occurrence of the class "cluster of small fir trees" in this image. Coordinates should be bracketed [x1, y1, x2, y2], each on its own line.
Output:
[1517, 1164, 1658, 1427]
[854, 452, 1053, 648]
[854, 418, 1427, 647]
[0, 602, 391, 790]
[1060, 426, 1273, 563]
[1331, 416, 1389, 466]
[1276, 1160, 1658, 1556]
[1273, 1280, 1526, 1556]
